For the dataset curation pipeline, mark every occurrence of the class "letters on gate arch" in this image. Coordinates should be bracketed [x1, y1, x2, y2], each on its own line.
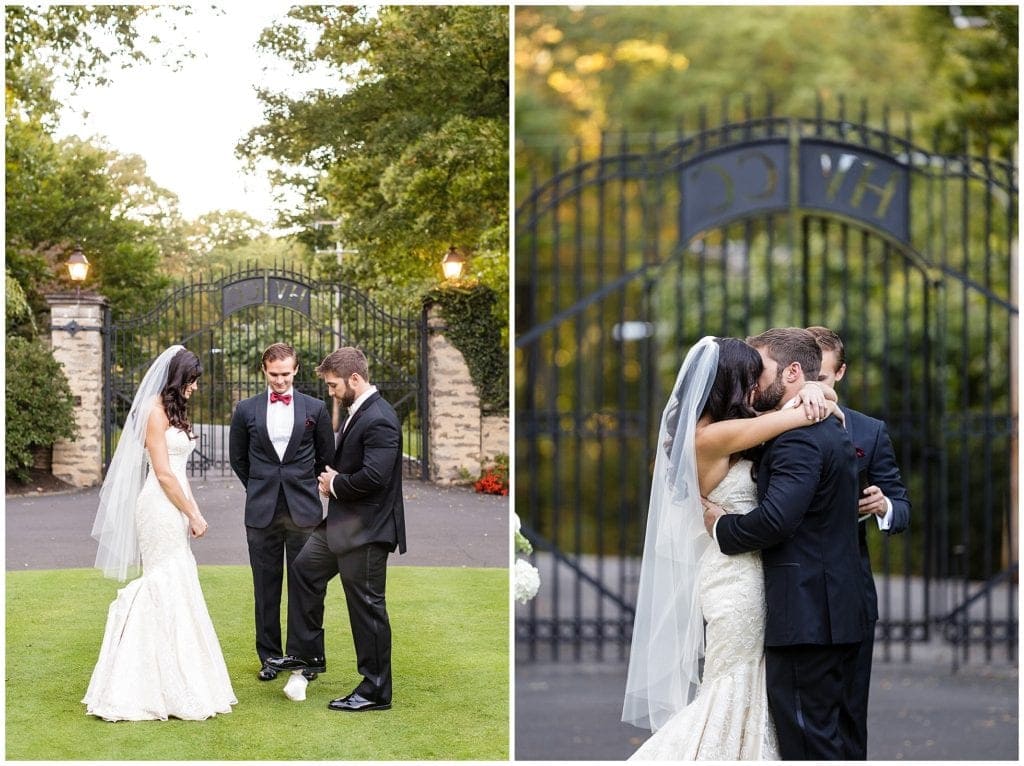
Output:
[680, 138, 910, 246]
[222, 276, 312, 317]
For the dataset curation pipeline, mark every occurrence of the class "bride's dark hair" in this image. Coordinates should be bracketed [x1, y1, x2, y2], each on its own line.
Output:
[701, 337, 761, 423]
[161, 348, 202, 438]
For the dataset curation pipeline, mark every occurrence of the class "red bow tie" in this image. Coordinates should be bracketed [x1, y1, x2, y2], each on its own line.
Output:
[270, 392, 292, 405]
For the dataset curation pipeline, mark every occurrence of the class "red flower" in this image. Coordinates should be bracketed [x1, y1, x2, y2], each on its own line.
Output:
[474, 469, 508, 496]
[855, 447, 865, 458]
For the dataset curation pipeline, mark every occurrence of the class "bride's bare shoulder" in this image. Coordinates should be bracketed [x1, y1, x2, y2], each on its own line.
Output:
[146, 399, 169, 428]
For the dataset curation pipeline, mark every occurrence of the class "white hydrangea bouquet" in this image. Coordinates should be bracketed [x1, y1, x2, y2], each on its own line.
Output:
[514, 513, 541, 604]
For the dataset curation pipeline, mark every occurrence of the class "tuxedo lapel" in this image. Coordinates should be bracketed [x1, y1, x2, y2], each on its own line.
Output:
[334, 392, 381, 460]
[254, 393, 278, 460]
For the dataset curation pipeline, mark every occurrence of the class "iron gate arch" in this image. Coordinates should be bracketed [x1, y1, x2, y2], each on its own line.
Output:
[515, 97, 1017, 667]
[104, 263, 428, 480]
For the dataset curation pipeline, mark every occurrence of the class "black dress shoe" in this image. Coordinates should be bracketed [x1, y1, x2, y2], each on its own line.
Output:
[257, 663, 279, 681]
[301, 670, 318, 681]
[328, 692, 391, 712]
[265, 655, 327, 673]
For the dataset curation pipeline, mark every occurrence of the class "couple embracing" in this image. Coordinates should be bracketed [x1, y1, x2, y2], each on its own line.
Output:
[624, 327, 908, 761]
[83, 342, 403, 721]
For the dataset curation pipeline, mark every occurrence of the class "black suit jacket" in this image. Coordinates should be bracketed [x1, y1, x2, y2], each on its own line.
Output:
[229, 390, 335, 528]
[326, 391, 407, 556]
[845, 407, 911, 623]
[716, 416, 869, 646]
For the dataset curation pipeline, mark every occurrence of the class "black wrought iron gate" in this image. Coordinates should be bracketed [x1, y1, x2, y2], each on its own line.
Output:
[104, 264, 428, 480]
[515, 98, 1017, 667]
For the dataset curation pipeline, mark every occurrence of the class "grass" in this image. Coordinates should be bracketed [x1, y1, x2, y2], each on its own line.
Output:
[6, 565, 509, 760]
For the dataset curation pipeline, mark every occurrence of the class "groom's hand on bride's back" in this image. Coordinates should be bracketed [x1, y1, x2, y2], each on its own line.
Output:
[702, 498, 726, 537]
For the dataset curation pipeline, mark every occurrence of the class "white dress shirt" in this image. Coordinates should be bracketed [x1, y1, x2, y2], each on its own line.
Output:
[342, 385, 378, 433]
[266, 387, 295, 461]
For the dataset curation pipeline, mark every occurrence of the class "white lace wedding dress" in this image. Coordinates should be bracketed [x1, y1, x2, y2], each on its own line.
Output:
[83, 427, 237, 721]
[631, 459, 778, 760]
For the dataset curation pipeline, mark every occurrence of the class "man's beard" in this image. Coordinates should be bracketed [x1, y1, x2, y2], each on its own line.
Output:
[753, 371, 786, 412]
[340, 388, 355, 407]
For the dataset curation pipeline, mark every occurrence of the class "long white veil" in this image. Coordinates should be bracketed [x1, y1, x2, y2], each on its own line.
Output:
[91, 345, 184, 581]
[622, 336, 719, 731]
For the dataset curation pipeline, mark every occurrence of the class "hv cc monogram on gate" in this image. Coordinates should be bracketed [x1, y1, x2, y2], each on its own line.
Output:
[680, 139, 909, 245]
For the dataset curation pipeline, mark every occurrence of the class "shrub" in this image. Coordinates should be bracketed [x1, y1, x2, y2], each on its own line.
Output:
[474, 453, 509, 496]
[5, 337, 78, 482]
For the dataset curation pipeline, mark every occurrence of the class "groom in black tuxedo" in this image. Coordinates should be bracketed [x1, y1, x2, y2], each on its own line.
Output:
[229, 343, 335, 681]
[808, 326, 911, 760]
[269, 346, 407, 712]
[703, 327, 870, 760]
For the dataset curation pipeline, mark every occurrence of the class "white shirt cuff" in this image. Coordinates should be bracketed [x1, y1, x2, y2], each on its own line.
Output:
[875, 497, 893, 530]
[711, 515, 721, 544]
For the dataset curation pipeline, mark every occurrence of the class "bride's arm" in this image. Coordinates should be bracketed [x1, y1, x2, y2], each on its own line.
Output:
[696, 391, 841, 461]
[145, 407, 207, 536]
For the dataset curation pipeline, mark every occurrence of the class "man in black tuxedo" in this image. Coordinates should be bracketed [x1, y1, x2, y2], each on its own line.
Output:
[703, 327, 870, 760]
[808, 326, 911, 760]
[229, 343, 335, 681]
[268, 346, 407, 712]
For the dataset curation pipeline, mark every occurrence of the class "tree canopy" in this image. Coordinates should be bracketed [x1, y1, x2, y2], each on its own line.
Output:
[4, 5, 273, 322]
[239, 5, 509, 314]
[515, 5, 1017, 169]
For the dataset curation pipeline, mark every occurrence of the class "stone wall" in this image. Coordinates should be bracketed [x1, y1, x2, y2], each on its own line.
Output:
[46, 293, 107, 487]
[426, 304, 510, 484]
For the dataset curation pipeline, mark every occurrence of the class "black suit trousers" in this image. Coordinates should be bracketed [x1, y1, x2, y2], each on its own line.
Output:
[847, 624, 875, 760]
[245, 489, 316, 662]
[292, 526, 393, 704]
[766, 642, 861, 760]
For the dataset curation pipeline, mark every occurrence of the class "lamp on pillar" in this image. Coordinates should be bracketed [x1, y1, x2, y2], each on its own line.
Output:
[66, 244, 90, 300]
[442, 246, 466, 281]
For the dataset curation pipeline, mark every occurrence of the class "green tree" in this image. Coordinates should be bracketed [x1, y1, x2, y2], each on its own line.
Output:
[239, 5, 509, 316]
[5, 117, 174, 318]
[5, 337, 78, 483]
[515, 5, 1017, 174]
[912, 5, 1018, 155]
[5, 5, 196, 126]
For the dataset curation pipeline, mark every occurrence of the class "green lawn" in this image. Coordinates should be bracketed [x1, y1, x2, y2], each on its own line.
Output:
[6, 565, 509, 760]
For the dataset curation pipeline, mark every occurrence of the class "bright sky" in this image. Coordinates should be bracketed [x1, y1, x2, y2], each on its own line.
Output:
[55, 5, 338, 227]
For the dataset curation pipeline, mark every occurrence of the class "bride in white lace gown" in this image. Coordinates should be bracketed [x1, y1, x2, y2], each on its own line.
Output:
[624, 337, 840, 760]
[83, 346, 236, 721]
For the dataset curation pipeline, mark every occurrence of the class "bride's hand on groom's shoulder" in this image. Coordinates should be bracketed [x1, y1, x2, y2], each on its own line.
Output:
[795, 382, 834, 422]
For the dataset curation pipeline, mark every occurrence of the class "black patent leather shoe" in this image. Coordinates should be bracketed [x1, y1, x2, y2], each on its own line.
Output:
[302, 670, 318, 681]
[257, 662, 279, 681]
[327, 692, 391, 712]
[266, 655, 327, 673]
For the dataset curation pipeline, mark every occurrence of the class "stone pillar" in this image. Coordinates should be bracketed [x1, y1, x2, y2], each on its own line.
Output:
[481, 412, 510, 462]
[45, 292, 108, 487]
[425, 303, 484, 484]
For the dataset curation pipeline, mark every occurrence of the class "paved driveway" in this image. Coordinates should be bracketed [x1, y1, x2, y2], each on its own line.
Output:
[6, 475, 508, 570]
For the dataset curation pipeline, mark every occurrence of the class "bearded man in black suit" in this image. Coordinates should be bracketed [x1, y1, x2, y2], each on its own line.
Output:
[268, 346, 407, 712]
[703, 327, 870, 760]
[229, 343, 335, 682]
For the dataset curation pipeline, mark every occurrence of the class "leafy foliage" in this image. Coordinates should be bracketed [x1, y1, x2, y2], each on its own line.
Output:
[239, 5, 509, 315]
[5, 5, 197, 126]
[424, 283, 508, 411]
[515, 5, 1017, 173]
[5, 337, 79, 482]
[6, 269, 35, 337]
[5, 117, 174, 320]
